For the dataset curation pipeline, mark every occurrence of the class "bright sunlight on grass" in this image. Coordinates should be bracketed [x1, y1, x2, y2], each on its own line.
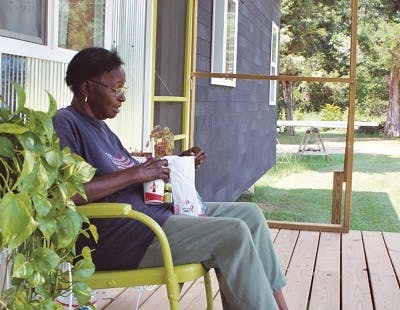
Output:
[238, 135, 400, 232]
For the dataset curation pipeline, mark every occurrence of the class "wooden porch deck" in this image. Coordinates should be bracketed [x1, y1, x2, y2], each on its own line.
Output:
[94, 229, 400, 309]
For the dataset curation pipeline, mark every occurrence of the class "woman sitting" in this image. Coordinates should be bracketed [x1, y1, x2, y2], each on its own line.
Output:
[53, 47, 288, 310]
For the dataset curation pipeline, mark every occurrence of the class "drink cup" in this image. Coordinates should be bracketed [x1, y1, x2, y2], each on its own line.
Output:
[143, 179, 165, 204]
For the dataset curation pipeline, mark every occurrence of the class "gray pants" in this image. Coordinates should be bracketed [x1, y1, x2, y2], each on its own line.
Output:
[139, 202, 287, 309]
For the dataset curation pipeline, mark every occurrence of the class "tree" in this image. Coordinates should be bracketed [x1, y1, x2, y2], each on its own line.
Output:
[280, 0, 400, 135]
[279, 0, 351, 129]
[358, 7, 400, 136]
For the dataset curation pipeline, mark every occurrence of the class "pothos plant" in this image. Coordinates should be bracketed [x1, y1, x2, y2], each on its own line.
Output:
[0, 83, 97, 309]
[147, 125, 175, 157]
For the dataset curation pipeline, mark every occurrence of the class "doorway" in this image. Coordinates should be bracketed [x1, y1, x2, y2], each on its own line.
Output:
[151, 0, 194, 152]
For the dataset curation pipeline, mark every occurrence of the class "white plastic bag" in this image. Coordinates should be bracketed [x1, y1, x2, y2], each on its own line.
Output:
[166, 155, 206, 216]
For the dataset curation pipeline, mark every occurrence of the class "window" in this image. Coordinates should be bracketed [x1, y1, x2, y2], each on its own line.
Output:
[0, 1, 47, 44]
[0, 0, 111, 63]
[269, 22, 279, 105]
[211, 0, 239, 87]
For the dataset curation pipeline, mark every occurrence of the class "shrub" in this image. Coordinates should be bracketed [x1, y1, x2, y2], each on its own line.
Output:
[320, 103, 342, 121]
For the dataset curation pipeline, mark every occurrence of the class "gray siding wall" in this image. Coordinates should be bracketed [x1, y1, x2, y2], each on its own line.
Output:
[195, 0, 280, 202]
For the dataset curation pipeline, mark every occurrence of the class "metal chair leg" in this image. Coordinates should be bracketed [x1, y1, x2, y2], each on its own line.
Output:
[204, 271, 214, 310]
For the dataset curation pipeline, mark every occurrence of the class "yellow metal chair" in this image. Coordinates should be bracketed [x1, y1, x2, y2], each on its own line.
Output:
[76, 203, 214, 310]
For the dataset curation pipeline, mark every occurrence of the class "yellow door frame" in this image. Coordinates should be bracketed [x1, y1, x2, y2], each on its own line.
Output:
[150, 0, 195, 151]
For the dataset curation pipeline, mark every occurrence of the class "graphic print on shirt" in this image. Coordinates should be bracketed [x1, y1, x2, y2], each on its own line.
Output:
[105, 152, 135, 170]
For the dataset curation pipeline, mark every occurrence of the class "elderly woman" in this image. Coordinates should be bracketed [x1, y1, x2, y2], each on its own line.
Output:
[53, 47, 288, 310]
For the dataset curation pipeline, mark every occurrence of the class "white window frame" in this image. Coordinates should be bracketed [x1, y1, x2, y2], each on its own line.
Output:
[269, 22, 279, 105]
[0, 0, 112, 63]
[211, 0, 239, 87]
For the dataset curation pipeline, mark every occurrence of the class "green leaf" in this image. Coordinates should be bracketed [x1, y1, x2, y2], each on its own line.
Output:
[53, 209, 83, 249]
[46, 92, 57, 118]
[81, 246, 93, 260]
[54, 183, 68, 204]
[72, 281, 92, 306]
[37, 161, 50, 190]
[37, 217, 57, 242]
[33, 195, 52, 217]
[0, 123, 29, 134]
[17, 132, 44, 153]
[13, 292, 34, 310]
[16, 151, 42, 194]
[71, 154, 96, 182]
[73, 258, 95, 279]
[19, 150, 35, 176]
[0, 104, 11, 121]
[34, 111, 54, 141]
[33, 298, 64, 310]
[12, 253, 34, 279]
[44, 149, 61, 168]
[65, 180, 86, 200]
[2, 286, 17, 307]
[0, 136, 14, 157]
[41, 158, 59, 189]
[27, 271, 46, 288]
[12, 82, 26, 114]
[33, 285, 52, 300]
[0, 192, 37, 250]
[88, 224, 98, 243]
[32, 247, 60, 273]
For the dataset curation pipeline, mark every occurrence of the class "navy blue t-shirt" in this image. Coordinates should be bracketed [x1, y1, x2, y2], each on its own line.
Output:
[53, 106, 173, 270]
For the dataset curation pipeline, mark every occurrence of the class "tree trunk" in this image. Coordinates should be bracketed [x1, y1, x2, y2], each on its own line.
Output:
[384, 64, 400, 137]
[281, 80, 295, 135]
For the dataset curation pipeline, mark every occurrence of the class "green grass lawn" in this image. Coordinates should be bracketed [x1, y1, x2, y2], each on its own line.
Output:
[239, 134, 400, 232]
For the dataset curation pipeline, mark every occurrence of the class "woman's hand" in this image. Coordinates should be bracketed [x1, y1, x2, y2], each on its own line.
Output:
[180, 146, 207, 169]
[73, 157, 170, 205]
[142, 157, 170, 183]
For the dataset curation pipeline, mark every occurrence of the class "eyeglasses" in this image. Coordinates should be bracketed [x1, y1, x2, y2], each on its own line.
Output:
[88, 79, 128, 97]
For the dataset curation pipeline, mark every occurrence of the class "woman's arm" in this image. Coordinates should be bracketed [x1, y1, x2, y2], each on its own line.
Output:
[73, 157, 170, 205]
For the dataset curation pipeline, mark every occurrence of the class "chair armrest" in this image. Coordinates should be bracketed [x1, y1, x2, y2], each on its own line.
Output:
[76, 203, 132, 218]
[76, 203, 175, 273]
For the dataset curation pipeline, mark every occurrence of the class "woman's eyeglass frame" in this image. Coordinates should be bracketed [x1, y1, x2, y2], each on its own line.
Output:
[88, 79, 128, 97]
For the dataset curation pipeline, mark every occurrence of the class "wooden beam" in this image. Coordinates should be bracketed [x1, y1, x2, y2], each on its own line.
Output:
[267, 221, 345, 233]
[192, 72, 354, 84]
[277, 120, 379, 128]
[331, 171, 344, 224]
[343, 0, 358, 231]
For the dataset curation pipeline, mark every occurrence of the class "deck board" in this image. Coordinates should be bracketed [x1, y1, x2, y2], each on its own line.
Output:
[283, 231, 319, 310]
[341, 230, 373, 310]
[95, 229, 400, 309]
[94, 288, 125, 309]
[383, 232, 400, 281]
[273, 229, 299, 272]
[308, 232, 341, 310]
[363, 231, 400, 309]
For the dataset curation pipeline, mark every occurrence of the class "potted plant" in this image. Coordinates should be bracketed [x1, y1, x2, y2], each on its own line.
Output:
[0, 83, 97, 309]
[147, 125, 175, 157]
